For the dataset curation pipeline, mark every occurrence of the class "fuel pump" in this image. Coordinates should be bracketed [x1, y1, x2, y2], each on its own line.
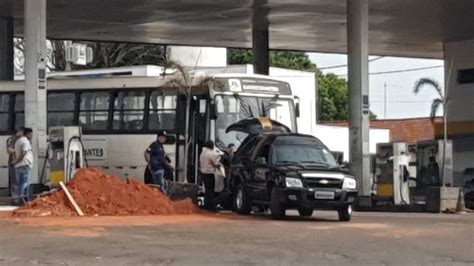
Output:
[416, 140, 453, 187]
[48, 126, 86, 186]
[374, 142, 411, 205]
[416, 140, 460, 212]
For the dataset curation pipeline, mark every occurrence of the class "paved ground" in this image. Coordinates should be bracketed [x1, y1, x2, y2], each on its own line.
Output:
[0, 211, 472, 265]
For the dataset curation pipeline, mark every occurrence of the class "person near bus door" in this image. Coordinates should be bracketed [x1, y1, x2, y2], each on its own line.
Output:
[199, 141, 222, 211]
[144, 130, 173, 196]
[6, 127, 24, 202]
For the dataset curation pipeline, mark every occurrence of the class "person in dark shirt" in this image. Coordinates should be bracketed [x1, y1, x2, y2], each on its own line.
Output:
[144, 130, 172, 195]
[6, 127, 24, 200]
[428, 156, 440, 185]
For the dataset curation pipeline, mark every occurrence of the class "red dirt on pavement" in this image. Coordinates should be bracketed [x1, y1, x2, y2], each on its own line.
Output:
[13, 168, 199, 217]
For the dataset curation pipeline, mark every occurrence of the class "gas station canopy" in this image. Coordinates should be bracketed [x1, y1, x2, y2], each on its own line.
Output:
[1, 0, 474, 58]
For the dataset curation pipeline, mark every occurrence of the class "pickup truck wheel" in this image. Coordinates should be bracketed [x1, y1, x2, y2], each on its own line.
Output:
[270, 187, 286, 220]
[298, 208, 313, 217]
[234, 184, 251, 215]
[338, 204, 352, 222]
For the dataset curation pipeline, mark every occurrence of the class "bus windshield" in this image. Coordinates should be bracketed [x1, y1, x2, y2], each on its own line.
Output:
[215, 95, 296, 149]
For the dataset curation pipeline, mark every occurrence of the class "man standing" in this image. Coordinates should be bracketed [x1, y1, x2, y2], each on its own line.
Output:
[227, 143, 236, 158]
[145, 130, 172, 195]
[199, 141, 221, 211]
[6, 127, 23, 199]
[11, 128, 33, 202]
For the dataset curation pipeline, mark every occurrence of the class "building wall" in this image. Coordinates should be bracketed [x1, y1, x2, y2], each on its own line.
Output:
[323, 118, 441, 143]
[444, 40, 474, 174]
[444, 40, 474, 123]
[314, 125, 390, 161]
[169, 46, 227, 67]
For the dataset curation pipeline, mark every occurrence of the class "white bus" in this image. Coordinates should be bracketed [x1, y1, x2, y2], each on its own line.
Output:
[0, 66, 299, 190]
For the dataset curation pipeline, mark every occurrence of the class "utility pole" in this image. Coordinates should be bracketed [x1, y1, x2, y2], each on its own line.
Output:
[384, 82, 387, 118]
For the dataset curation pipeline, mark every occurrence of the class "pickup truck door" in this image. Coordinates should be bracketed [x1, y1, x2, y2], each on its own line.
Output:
[249, 143, 272, 201]
[251, 164, 271, 201]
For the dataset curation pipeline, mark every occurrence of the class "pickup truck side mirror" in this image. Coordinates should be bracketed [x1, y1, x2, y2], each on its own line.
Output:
[340, 162, 350, 169]
[255, 157, 267, 165]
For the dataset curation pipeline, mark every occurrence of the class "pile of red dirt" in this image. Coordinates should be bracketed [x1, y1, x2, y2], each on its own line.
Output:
[14, 168, 199, 217]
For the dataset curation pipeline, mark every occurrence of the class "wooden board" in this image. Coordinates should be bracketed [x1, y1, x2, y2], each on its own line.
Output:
[59, 181, 84, 216]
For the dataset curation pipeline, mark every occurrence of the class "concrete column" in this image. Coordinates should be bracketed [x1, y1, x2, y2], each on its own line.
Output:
[252, 28, 269, 75]
[0, 17, 13, 80]
[347, 0, 371, 206]
[252, 0, 269, 75]
[24, 0, 48, 184]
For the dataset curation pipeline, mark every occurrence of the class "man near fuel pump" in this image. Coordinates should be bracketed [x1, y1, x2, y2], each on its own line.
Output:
[144, 130, 173, 195]
[11, 128, 33, 203]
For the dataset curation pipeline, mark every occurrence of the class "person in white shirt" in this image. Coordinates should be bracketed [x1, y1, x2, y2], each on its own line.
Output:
[11, 128, 33, 201]
[199, 141, 221, 211]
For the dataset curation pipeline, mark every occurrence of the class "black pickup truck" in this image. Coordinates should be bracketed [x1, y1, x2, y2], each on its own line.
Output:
[227, 118, 357, 221]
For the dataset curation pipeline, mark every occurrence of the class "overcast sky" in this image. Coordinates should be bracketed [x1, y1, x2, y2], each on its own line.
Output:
[308, 53, 445, 119]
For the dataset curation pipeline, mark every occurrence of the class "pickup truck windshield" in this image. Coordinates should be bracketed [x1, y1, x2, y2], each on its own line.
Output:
[272, 144, 338, 168]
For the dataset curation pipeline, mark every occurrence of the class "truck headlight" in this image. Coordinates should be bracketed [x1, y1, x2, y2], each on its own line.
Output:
[342, 178, 357, 190]
[285, 177, 303, 188]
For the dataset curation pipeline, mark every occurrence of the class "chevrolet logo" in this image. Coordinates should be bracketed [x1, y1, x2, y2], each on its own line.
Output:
[319, 179, 329, 184]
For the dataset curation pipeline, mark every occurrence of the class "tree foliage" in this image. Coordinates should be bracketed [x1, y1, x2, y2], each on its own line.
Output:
[228, 49, 376, 121]
[413, 77, 444, 122]
[228, 49, 318, 72]
[317, 73, 349, 121]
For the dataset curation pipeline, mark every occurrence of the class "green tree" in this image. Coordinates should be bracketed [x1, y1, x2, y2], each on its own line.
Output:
[228, 49, 376, 121]
[317, 73, 349, 121]
[228, 49, 317, 72]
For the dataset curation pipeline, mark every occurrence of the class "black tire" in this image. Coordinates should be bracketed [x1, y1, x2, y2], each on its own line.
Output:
[338, 204, 353, 222]
[465, 192, 474, 210]
[298, 208, 313, 217]
[234, 184, 251, 215]
[270, 187, 286, 220]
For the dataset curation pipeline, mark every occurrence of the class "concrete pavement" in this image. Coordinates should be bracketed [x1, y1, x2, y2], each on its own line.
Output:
[0, 211, 472, 265]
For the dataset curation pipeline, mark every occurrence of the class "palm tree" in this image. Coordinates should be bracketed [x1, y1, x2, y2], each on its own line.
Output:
[413, 78, 447, 186]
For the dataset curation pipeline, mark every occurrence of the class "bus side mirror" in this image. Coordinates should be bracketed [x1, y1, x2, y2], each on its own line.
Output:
[210, 102, 217, 120]
[294, 96, 300, 118]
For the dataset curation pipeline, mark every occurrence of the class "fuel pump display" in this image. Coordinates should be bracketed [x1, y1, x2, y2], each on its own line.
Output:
[48, 127, 86, 186]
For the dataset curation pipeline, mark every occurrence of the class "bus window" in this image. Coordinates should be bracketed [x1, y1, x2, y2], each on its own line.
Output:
[48, 92, 76, 128]
[79, 92, 110, 131]
[13, 94, 24, 131]
[0, 94, 10, 133]
[113, 91, 146, 131]
[149, 91, 176, 131]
